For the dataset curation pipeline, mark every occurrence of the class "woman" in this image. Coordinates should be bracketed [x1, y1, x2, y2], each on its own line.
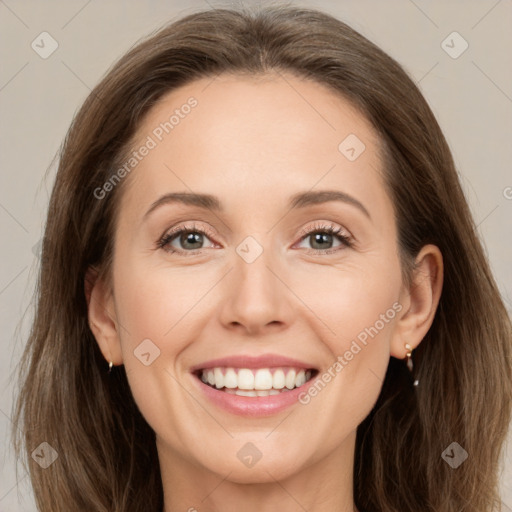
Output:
[13, 5, 512, 512]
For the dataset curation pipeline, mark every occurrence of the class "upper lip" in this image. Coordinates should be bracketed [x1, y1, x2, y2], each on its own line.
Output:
[190, 353, 318, 372]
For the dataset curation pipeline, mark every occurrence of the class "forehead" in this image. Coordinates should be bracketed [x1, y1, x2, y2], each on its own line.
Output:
[117, 72, 388, 221]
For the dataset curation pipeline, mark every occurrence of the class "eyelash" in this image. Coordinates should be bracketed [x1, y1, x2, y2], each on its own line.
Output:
[156, 221, 353, 256]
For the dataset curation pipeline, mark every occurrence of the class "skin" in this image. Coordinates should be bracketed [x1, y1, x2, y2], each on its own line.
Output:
[87, 72, 443, 512]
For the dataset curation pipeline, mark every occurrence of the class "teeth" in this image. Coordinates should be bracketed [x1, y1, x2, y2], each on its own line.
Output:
[214, 368, 224, 389]
[272, 369, 285, 389]
[295, 369, 306, 388]
[199, 367, 313, 392]
[224, 368, 237, 389]
[234, 389, 258, 397]
[225, 389, 280, 397]
[285, 369, 296, 389]
[237, 369, 254, 390]
[254, 369, 273, 390]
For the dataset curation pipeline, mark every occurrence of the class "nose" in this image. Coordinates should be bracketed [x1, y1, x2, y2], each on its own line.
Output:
[219, 243, 295, 336]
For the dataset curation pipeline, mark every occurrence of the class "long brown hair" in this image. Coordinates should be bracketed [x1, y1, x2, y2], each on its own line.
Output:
[13, 5, 512, 511]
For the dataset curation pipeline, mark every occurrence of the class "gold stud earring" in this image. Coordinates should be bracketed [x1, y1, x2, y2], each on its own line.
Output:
[404, 343, 413, 372]
[108, 361, 113, 373]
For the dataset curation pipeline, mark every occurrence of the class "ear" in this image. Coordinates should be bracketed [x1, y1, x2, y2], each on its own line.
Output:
[391, 244, 444, 359]
[85, 266, 123, 366]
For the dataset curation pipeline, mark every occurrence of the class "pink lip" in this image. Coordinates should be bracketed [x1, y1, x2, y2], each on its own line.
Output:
[191, 372, 318, 417]
[189, 353, 317, 372]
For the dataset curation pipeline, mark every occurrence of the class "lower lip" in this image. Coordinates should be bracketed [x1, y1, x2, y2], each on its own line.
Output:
[192, 372, 317, 417]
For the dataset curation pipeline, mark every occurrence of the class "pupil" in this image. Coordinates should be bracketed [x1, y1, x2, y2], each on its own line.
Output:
[182, 232, 202, 249]
[311, 233, 332, 250]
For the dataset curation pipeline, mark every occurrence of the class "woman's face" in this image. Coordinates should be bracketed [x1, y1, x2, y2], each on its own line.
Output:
[101, 72, 410, 483]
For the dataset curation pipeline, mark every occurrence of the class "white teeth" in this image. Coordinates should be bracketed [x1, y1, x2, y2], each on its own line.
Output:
[295, 369, 306, 388]
[224, 368, 238, 389]
[214, 368, 224, 389]
[237, 369, 255, 390]
[285, 369, 297, 389]
[254, 369, 273, 390]
[199, 366, 314, 393]
[235, 389, 258, 397]
[272, 369, 285, 389]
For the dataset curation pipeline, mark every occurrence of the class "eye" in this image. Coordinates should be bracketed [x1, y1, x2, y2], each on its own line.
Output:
[156, 221, 353, 256]
[295, 222, 353, 254]
[157, 222, 217, 255]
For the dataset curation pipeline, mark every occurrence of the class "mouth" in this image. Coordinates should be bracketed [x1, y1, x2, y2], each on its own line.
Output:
[193, 367, 319, 397]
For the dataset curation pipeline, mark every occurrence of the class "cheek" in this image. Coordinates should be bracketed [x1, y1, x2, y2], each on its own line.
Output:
[109, 259, 183, 380]
[290, 264, 401, 442]
[113, 258, 202, 341]
[111, 257, 219, 396]
[110, 262, 201, 437]
[289, 253, 402, 407]
[288, 254, 402, 349]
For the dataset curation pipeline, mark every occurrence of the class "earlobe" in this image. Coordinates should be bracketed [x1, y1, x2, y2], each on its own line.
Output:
[391, 244, 444, 359]
[85, 266, 123, 366]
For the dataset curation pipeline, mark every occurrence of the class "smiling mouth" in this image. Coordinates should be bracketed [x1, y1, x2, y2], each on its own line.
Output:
[193, 367, 319, 397]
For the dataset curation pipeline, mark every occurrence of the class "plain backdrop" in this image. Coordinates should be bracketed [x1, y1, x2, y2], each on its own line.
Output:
[0, 0, 511, 510]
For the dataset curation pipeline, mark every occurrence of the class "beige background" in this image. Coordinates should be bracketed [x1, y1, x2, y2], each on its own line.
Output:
[0, 0, 511, 510]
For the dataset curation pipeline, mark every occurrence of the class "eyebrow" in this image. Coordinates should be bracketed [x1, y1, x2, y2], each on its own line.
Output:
[143, 189, 370, 220]
[288, 190, 370, 219]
